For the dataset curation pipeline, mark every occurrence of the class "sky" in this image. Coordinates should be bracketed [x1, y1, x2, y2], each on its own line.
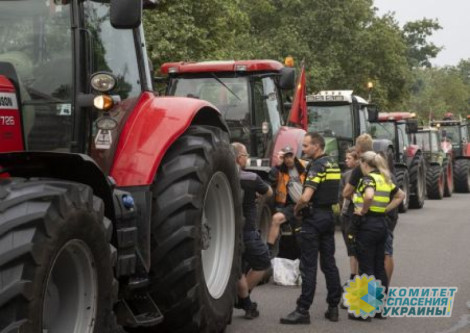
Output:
[374, 0, 470, 67]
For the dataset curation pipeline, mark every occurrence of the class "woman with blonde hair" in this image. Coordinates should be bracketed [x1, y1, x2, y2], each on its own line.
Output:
[351, 151, 405, 298]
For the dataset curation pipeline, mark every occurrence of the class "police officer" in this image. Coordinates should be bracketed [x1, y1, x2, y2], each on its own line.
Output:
[352, 151, 405, 293]
[280, 132, 342, 325]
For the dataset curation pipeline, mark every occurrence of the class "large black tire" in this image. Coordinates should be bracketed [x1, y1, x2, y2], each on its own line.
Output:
[443, 159, 454, 197]
[426, 165, 445, 199]
[149, 125, 242, 333]
[453, 159, 470, 193]
[0, 179, 117, 333]
[408, 155, 426, 209]
[395, 168, 410, 213]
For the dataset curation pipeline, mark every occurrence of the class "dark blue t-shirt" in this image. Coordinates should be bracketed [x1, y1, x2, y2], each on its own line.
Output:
[239, 170, 269, 233]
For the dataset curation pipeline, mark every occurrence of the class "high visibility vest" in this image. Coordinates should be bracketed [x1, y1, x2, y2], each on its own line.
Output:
[275, 159, 307, 205]
[353, 172, 394, 214]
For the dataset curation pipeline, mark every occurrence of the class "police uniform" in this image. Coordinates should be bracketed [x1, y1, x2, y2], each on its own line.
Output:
[296, 154, 342, 311]
[353, 170, 397, 287]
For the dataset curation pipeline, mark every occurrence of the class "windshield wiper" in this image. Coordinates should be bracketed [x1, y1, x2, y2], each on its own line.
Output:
[210, 73, 241, 101]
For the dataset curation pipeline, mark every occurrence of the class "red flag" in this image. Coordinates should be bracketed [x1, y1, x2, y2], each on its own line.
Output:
[288, 64, 308, 131]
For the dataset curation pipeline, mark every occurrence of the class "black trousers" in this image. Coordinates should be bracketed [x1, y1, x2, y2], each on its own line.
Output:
[297, 210, 342, 310]
[356, 215, 388, 288]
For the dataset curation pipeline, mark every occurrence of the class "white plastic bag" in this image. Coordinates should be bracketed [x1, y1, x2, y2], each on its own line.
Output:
[272, 257, 302, 286]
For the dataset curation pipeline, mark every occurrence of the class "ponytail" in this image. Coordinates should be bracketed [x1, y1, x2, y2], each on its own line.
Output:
[374, 154, 391, 184]
[360, 151, 391, 184]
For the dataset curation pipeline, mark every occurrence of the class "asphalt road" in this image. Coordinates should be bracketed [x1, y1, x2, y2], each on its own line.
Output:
[226, 193, 470, 333]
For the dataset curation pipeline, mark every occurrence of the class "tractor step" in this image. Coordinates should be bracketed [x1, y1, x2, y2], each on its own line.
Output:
[115, 292, 164, 327]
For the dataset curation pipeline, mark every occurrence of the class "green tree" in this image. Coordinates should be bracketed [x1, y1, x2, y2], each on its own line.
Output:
[403, 19, 442, 68]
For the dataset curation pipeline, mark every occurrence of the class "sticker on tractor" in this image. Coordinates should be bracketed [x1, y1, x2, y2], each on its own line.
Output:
[0, 91, 24, 152]
[95, 129, 112, 149]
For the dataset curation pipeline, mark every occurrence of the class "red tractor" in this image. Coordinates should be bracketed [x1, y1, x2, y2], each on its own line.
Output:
[431, 118, 470, 193]
[0, 1, 242, 332]
[369, 112, 426, 211]
[160, 60, 306, 245]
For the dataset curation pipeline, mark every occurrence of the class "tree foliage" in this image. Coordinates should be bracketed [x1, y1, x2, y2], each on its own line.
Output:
[143, 0, 449, 111]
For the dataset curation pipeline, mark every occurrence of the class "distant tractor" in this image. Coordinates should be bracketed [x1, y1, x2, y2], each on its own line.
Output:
[414, 127, 454, 199]
[306, 90, 386, 168]
[161, 60, 306, 240]
[431, 119, 470, 193]
[369, 112, 426, 211]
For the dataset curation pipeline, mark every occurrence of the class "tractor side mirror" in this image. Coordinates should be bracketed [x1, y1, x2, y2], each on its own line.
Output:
[279, 67, 296, 90]
[110, 0, 142, 29]
[367, 105, 379, 122]
[406, 119, 419, 134]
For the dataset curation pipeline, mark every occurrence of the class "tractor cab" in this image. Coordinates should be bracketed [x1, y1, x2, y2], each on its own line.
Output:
[431, 120, 469, 157]
[0, 0, 153, 163]
[370, 112, 418, 166]
[161, 60, 301, 170]
[306, 90, 378, 167]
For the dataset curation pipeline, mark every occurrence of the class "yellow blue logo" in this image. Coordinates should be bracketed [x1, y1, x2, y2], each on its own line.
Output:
[343, 274, 385, 319]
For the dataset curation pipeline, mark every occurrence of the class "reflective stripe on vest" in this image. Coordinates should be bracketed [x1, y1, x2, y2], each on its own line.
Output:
[352, 173, 393, 213]
[275, 160, 307, 204]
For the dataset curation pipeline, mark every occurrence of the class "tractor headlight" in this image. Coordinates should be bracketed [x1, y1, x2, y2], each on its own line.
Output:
[90, 72, 116, 92]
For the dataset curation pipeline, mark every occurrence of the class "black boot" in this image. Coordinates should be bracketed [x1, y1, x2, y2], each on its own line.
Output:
[280, 308, 310, 325]
[325, 306, 339, 322]
[243, 302, 259, 320]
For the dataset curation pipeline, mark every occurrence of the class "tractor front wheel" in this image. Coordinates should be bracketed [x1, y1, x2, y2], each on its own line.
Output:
[443, 159, 454, 197]
[426, 165, 445, 199]
[395, 168, 410, 213]
[149, 125, 242, 333]
[409, 155, 426, 209]
[0, 179, 117, 333]
[454, 159, 470, 193]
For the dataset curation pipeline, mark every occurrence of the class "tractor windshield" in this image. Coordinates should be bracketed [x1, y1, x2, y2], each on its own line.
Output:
[416, 132, 439, 152]
[439, 126, 460, 147]
[0, 0, 73, 150]
[307, 105, 353, 139]
[370, 122, 395, 141]
[169, 76, 251, 143]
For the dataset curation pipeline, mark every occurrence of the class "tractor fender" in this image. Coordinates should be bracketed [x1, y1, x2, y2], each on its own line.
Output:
[111, 94, 227, 186]
[271, 126, 306, 166]
[0, 152, 115, 220]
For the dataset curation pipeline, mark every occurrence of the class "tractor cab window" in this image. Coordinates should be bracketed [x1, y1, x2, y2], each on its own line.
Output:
[440, 126, 460, 147]
[253, 77, 282, 136]
[83, 1, 141, 99]
[169, 76, 251, 146]
[307, 104, 353, 139]
[430, 132, 439, 151]
[460, 125, 468, 143]
[397, 123, 409, 150]
[0, 0, 73, 151]
[370, 122, 394, 142]
[359, 106, 370, 134]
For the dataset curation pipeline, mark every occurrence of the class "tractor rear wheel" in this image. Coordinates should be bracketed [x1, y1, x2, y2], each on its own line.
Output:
[0, 179, 117, 333]
[409, 155, 426, 209]
[453, 159, 470, 193]
[395, 168, 410, 213]
[443, 159, 454, 197]
[426, 165, 445, 199]
[149, 125, 242, 333]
